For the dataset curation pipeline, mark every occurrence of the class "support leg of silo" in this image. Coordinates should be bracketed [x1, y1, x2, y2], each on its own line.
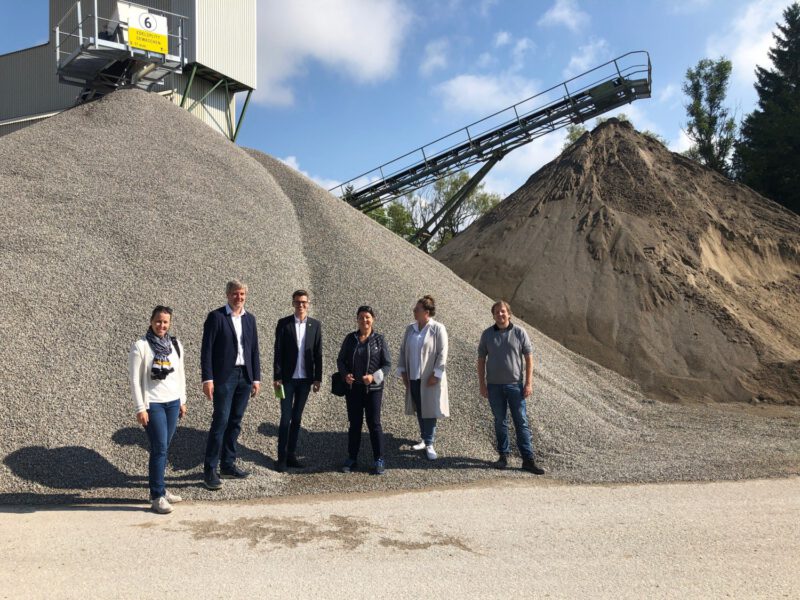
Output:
[224, 80, 234, 140]
[232, 90, 253, 143]
[180, 64, 197, 108]
[187, 78, 224, 113]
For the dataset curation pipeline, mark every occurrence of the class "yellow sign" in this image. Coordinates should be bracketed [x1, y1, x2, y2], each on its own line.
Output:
[128, 8, 168, 54]
[129, 28, 168, 54]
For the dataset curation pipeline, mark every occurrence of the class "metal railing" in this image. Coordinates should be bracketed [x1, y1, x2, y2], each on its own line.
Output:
[332, 51, 652, 209]
[55, 0, 188, 70]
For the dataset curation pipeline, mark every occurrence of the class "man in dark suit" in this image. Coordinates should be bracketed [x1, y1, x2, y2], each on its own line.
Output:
[272, 289, 323, 472]
[201, 279, 261, 490]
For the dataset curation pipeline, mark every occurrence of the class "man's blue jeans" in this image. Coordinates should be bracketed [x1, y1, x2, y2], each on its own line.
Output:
[277, 378, 312, 461]
[144, 399, 180, 499]
[204, 367, 251, 472]
[409, 379, 437, 445]
[487, 383, 535, 459]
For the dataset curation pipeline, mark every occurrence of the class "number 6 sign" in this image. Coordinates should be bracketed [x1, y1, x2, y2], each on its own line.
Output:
[128, 6, 168, 54]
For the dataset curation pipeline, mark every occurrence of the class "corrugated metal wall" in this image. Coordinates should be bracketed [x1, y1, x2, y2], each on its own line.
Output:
[164, 72, 235, 137]
[192, 0, 256, 90]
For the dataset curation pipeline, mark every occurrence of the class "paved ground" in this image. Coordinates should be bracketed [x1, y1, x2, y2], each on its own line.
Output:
[2, 477, 799, 599]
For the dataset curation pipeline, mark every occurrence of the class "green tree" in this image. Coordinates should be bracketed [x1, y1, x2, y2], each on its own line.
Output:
[408, 172, 501, 252]
[682, 57, 737, 175]
[366, 201, 415, 238]
[562, 124, 587, 150]
[733, 2, 800, 213]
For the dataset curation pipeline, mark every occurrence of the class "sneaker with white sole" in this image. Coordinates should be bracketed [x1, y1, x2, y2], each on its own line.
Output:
[164, 490, 183, 503]
[412, 441, 426, 451]
[425, 445, 438, 460]
[151, 496, 173, 514]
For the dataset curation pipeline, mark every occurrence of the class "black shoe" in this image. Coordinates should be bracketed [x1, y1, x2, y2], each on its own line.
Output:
[521, 458, 545, 475]
[274, 459, 287, 473]
[204, 469, 223, 490]
[340, 458, 357, 473]
[494, 454, 509, 470]
[220, 464, 249, 479]
[286, 454, 305, 469]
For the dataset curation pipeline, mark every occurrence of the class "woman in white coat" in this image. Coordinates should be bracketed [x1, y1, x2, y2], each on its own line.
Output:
[128, 305, 187, 514]
[396, 295, 449, 460]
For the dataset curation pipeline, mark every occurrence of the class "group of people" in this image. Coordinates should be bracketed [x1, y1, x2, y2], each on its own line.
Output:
[128, 279, 544, 514]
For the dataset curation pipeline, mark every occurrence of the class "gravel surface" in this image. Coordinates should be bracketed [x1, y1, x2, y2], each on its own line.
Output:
[1, 89, 798, 504]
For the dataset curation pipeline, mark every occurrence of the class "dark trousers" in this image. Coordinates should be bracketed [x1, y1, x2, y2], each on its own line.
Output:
[345, 384, 384, 461]
[144, 399, 180, 499]
[204, 366, 252, 472]
[277, 378, 312, 461]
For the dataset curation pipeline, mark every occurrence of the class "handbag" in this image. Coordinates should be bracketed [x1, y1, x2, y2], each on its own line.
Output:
[330, 371, 347, 397]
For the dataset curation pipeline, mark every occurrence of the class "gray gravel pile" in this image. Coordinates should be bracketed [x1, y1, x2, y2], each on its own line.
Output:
[1, 90, 798, 504]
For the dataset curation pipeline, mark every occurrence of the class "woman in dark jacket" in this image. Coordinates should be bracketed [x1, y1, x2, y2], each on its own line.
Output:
[337, 305, 392, 474]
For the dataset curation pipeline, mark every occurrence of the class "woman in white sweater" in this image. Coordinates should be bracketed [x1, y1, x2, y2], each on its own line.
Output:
[396, 295, 449, 460]
[128, 305, 187, 514]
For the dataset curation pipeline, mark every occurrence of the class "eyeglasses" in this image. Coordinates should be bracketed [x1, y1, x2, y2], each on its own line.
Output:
[293, 300, 309, 306]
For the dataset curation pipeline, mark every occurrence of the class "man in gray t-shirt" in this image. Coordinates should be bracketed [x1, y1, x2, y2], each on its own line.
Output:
[477, 300, 544, 474]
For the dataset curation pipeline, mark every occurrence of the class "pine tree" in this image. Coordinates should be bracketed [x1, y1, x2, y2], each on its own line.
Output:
[734, 3, 800, 214]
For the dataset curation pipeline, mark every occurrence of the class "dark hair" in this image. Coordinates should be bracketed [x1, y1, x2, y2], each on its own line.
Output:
[356, 305, 375, 318]
[150, 305, 174, 320]
[417, 295, 436, 317]
[292, 289, 309, 300]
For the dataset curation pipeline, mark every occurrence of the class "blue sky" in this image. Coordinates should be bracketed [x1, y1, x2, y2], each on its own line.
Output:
[1, 0, 791, 197]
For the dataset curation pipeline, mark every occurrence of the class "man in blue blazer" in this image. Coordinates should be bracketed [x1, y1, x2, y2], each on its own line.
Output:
[272, 289, 323, 472]
[201, 279, 261, 490]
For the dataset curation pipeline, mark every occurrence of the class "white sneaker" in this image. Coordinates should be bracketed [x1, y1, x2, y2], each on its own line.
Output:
[412, 441, 426, 451]
[151, 496, 173, 514]
[425, 445, 438, 460]
[164, 490, 183, 503]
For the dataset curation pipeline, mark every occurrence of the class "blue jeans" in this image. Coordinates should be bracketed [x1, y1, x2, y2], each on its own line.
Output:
[277, 378, 312, 461]
[144, 399, 180, 499]
[204, 367, 252, 472]
[487, 383, 535, 459]
[409, 379, 437, 445]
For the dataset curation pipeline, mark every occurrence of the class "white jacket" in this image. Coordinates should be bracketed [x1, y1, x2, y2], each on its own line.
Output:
[128, 336, 187, 414]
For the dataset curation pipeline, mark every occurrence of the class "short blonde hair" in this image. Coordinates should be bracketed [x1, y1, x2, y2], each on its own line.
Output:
[225, 279, 248, 294]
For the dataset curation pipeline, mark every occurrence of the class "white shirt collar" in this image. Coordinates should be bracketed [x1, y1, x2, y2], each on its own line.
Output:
[294, 315, 307, 324]
[412, 320, 431, 333]
[225, 304, 246, 317]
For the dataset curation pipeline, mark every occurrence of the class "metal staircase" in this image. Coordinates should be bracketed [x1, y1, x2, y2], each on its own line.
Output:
[331, 51, 652, 245]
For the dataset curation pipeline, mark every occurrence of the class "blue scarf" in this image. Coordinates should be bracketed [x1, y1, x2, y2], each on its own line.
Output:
[145, 329, 174, 380]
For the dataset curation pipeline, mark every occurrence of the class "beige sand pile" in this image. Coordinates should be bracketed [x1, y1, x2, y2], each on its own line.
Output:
[1, 93, 798, 505]
[436, 119, 800, 404]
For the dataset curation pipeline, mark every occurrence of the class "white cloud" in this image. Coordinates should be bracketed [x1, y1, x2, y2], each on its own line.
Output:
[280, 156, 341, 191]
[537, 0, 590, 33]
[510, 38, 534, 72]
[658, 82, 679, 104]
[669, 129, 694, 154]
[563, 38, 611, 78]
[483, 130, 568, 197]
[480, 0, 500, 17]
[435, 73, 538, 115]
[420, 39, 449, 76]
[494, 31, 512, 47]
[256, 0, 413, 106]
[476, 52, 494, 69]
[706, 0, 785, 88]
